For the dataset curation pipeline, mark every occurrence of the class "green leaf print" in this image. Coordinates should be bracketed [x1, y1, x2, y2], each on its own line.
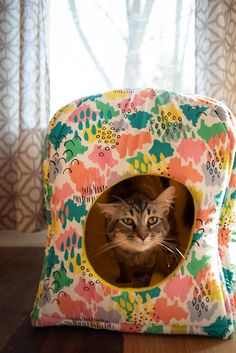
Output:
[149, 140, 174, 163]
[215, 191, 224, 207]
[180, 104, 208, 127]
[146, 325, 163, 334]
[192, 232, 204, 244]
[46, 247, 60, 277]
[135, 287, 161, 303]
[187, 251, 211, 278]
[96, 100, 119, 122]
[59, 200, 87, 229]
[53, 264, 73, 293]
[203, 316, 232, 338]
[127, 152, 151, 173]
[197, 120, 227, 144]
[151, 91, 172, 114]
[127, 111, 152, 129]
[112, 292, 138, 318]
[64, 131, 88, 161]
[222, 268, 234, 294]
[79, 93, 103, 105]
[49, 122, 73, 150]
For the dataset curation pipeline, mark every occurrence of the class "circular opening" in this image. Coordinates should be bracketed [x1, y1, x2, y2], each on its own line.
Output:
[85, 175, 194, 289]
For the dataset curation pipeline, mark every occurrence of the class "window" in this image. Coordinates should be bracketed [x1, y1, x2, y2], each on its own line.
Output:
[49, 0, 195, 115]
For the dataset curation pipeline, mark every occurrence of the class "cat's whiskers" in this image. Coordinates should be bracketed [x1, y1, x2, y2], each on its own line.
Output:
[174, 247, 185, 259]
[152, 243, 173, 269]
[162, 239, 185, 257]
[157, 242, 180, 264]
[92, 239, 128, 260]
[161, 240, 185, 261]
[153, 244, 166, 257]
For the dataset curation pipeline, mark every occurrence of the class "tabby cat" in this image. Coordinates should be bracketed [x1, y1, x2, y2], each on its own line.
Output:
[97, 176, 183, 288]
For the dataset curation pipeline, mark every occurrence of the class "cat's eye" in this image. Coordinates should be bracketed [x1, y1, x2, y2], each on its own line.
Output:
[121, 218, 134, 226]
[147, 216, 159, 226]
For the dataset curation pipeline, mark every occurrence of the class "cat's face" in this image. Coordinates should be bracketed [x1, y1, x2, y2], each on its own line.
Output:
[97, 186, 175, 253]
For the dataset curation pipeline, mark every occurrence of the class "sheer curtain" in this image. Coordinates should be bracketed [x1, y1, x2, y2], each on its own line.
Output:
[0, 0, 235, 233]
[195, 0, 236, 115]
[0, 0, 49, 232]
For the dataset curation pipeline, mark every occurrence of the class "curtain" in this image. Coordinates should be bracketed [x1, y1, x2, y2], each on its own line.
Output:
[0, 0, 235, 233]
[195, 0, 236, 115]
[0, 0, 49, 232]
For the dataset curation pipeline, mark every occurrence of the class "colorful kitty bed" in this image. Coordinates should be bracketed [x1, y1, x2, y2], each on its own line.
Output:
[31, 88, 236, 338]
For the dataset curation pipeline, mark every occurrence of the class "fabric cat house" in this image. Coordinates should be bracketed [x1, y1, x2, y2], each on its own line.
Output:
[31, 89, 236, 338]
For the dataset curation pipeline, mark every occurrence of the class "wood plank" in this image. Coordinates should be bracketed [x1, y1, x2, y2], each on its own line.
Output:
[0, 248, 45, 351]
[41, 327, 123, 353]
[1, 317, 49, 353]
[124, 332, 236, 353]
[2, 320, 124, 353]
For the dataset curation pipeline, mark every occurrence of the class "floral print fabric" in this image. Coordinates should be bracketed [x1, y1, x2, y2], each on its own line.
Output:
[31, 89, 236, 338]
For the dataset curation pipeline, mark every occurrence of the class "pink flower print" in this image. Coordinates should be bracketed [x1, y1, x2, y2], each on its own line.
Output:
[120, 322, 144, 333]
[195, 206, 216, 232]
[117, 98, 136, 114]
[208, 130, 226, 151]
[218, 228, 230, 248]
[133, 93, 145, 107]
[151, 297, 188, 325]
[163, 275, 193, 302]
[55, 227, 80, 252]
[58, 293, 93, 320]
[88, 145, 118, 170]
[117, 94, 145, 114]
[139, 89, 156, 100]
[70, 160, 105, 196]
[169, 157, 203, 184]
[116, 132, 152, 158]
[176, 138, 206, 164]
[195, 264, 211, 286]
[229, 173, 236, 188]
[75, 278, 103, 304]
[52, 182, 74, 207]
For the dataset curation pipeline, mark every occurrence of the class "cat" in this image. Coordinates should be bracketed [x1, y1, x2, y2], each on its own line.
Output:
[97, 176, 181, 287]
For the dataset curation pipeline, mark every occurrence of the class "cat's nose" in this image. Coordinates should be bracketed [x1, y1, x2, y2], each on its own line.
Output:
[137, 232, 147, 241]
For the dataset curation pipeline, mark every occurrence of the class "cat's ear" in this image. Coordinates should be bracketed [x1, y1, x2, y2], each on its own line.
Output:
[153, 186, 176, 216]
[96, 202, 121, 218]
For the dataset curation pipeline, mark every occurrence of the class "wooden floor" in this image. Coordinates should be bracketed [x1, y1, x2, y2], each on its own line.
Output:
[0, 248, 235, 353]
